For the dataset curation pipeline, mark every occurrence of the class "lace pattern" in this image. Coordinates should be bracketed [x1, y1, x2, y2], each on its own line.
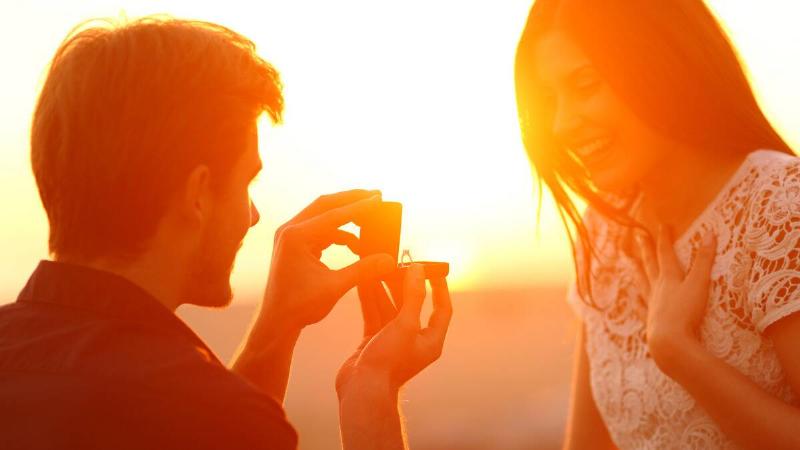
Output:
[566, 150, 800, 450]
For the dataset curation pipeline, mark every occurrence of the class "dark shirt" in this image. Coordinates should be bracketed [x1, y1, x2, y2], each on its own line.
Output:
[0, 260, 298, 450]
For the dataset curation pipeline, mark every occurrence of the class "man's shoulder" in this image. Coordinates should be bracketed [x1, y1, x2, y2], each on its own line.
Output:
[0, 300, 298, 449]
[0, 298, 254, 399]
[0, 298, 197, 377]
[0, 370, 298, 450]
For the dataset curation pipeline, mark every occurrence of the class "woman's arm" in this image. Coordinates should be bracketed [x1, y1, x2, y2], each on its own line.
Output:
[563, 324, 616, 450]
[650, 325, 800, 450]
[639, 228, 800, 450]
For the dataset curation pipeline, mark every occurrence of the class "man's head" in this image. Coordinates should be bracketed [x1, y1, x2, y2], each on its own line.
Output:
[31, 17, 282, 307]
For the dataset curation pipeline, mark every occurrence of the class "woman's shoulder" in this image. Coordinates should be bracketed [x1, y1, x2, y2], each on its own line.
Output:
[744, 148, 800, 181]
[714, 149, 800, 222]
[748, 148, 798, 162]
[739, 149, 800, 206]
[730, 150, 800, 332]
[727, 149, 800, 253]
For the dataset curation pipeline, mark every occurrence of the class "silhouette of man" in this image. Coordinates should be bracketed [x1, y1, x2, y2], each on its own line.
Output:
[0, 18, 451, 450]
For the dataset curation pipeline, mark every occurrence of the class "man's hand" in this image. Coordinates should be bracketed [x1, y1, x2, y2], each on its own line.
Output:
[232, 189, 396, 404]
[259, 189, 396, 331]
[337, 265, 451, 393]
[337, 264, 452, 450]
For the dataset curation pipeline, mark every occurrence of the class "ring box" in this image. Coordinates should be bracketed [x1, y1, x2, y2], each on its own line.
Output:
[357, 201, 450, 280]
[398, 261, 450, 279]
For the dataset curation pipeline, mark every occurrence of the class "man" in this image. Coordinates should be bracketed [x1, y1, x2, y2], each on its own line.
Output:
[0, 17, 451, 450]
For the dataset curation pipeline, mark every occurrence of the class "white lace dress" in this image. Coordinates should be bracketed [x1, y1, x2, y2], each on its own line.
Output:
[568, 149, 800, 449]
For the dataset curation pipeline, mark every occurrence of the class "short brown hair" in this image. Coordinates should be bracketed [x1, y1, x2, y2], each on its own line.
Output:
[31, 17, 283, 262]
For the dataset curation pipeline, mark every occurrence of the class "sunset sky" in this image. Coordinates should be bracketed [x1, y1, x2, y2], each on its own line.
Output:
[1, 0, 799, 303]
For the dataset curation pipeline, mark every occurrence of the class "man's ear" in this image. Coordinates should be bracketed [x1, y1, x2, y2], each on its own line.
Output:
[182, 165, 213, 224]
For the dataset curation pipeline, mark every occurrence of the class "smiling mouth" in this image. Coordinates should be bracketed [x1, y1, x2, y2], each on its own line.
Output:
[569, 137, 614, 166]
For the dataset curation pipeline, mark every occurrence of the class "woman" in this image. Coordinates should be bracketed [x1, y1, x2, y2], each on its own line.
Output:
[514, 1, 800, 448]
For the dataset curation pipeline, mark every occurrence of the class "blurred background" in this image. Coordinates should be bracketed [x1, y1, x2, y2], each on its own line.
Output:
[1, 0, 799, 448]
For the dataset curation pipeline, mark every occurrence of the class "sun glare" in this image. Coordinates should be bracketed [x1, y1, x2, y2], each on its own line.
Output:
[1, 0, 799, 302]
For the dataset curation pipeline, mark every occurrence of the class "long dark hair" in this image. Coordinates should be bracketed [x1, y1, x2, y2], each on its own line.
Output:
[514, 0, 793, 304]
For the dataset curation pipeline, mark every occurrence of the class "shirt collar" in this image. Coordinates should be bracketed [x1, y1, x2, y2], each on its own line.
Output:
[17, 260, 219, 363]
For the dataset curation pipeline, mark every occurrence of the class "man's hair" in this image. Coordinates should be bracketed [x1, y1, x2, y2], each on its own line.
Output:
[31, 17, 283, 262]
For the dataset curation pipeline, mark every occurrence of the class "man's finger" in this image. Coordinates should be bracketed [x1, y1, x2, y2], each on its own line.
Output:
[312, 230, 361, 257]
[357, 283, 381, 336]
[362, 281, 397, 330]
[288, 189, 380, 225]
[333, 253, 395, 298]
[686, 232, 717, 287]
[383, 274, 404, 310]
[375, 282, 398, 325]
[656, 225, 683, 279]
[300, 195, 381, 237]
[425, 277, 452, 343]
[358, 282, 396, 336]
[398, 264, 426, 330]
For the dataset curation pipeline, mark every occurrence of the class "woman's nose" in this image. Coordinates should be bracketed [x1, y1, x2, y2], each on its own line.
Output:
[552, 97, 583, 142]
[250, 200, 260, 227]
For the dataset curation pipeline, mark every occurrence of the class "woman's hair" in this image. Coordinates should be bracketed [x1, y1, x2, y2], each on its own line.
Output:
[31, 17, 283, 262]
[514, 0, 793, 304]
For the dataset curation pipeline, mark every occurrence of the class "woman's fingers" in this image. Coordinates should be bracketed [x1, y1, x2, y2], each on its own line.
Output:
[636, 232, 659, 282]
[686, 231, 717, 288]
[656, 225, 683, 279]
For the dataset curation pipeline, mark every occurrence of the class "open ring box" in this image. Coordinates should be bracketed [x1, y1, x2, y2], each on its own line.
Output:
[357, 201, 450, 281]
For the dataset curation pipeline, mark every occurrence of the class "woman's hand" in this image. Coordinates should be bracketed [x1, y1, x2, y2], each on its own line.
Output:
[636, 226, 717, 374]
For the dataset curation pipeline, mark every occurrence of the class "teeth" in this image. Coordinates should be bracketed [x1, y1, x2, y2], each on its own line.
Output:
[572, 138, 611, 158]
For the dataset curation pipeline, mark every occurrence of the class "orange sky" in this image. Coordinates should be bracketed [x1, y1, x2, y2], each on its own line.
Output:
[1, 0, 799, 303]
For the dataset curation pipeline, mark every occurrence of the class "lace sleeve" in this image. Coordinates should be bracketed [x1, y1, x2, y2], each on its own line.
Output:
[745, 159, 800, 333]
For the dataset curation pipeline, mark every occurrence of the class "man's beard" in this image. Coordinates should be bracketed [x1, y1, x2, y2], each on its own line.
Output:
[182, 222, 238, 308]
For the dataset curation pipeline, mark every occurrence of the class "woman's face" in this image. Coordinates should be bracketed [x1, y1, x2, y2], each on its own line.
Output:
[534, 29, 669, 192]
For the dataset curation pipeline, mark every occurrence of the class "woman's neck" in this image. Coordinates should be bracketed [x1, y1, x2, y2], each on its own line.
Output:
[636, 146, 748, 238]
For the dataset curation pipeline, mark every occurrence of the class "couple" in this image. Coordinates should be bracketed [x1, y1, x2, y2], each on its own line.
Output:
[2, 1, 799, 449]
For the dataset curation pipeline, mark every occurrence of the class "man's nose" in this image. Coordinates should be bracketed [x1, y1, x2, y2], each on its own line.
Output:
[249, 200, 260, 227]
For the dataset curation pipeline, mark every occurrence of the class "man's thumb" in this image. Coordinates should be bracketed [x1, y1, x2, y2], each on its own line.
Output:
[335, 253, 395, 292]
